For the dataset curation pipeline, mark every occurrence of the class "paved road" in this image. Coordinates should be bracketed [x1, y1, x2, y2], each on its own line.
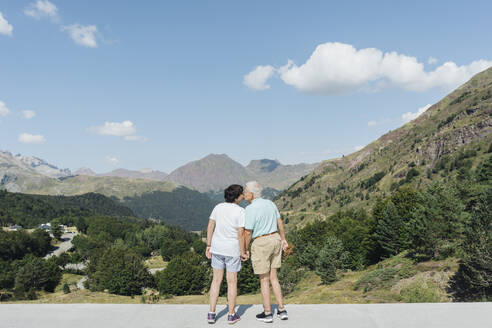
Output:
[0, 303, 490, 328]
[44, 233, 77, 259]
[76, 276, 87, 290]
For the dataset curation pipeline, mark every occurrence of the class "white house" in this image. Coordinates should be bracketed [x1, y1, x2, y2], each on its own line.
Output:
[9, 225, 22, 231]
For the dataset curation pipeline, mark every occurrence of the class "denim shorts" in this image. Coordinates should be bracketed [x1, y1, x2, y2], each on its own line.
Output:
[211, 253, 242, 272]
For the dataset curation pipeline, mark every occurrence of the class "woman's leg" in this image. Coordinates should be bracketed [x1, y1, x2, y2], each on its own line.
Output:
[209, 268, 224, 313]
[226, 271, 238, 314]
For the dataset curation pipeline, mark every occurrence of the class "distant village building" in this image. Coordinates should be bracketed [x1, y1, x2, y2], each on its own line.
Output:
[39, 223, 51, 232]
[9, 225, 22, 231]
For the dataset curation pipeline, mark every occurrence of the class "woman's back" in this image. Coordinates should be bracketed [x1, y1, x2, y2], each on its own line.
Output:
[210, 202, 245, 257]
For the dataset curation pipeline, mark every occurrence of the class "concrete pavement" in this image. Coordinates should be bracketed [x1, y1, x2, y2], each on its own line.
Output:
[0, 303, 491, 328]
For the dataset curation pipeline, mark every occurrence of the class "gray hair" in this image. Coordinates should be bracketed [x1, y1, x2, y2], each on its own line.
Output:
[246, 181, 263, 198]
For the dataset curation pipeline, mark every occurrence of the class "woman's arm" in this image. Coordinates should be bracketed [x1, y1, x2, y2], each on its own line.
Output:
[237, 227, 245, 259]
[206, 219, 215, 259]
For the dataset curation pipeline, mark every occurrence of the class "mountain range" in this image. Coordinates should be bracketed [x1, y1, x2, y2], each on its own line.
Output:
[0, 150, 317, 229]
[73, 155, 318, 193]
[164, 154, 318, 192]
[1, 151, 317, 197]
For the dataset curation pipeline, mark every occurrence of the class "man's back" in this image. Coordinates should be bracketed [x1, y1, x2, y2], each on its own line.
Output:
[244, 198, 279, 238]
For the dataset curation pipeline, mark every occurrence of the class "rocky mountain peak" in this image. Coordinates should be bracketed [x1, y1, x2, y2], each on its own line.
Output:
[247, 159, 282, 173]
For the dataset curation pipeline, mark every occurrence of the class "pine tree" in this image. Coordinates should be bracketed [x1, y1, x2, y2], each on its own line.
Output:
[374, 201, 403, 257]
[315, 237, 350, 284]
[449, 189, 492, 301]
[63, 283, 71, 294]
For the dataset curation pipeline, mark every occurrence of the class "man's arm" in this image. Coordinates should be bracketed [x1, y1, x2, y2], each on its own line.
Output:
[277, 217, 288, 251]
[244, 229, 253, 258]
[206, 219, 215, 259]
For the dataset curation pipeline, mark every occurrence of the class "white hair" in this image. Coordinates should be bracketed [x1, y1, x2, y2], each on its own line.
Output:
[246, 181, 263, 198]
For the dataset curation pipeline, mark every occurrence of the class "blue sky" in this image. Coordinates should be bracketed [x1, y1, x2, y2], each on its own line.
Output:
[0, 0, 491, 173]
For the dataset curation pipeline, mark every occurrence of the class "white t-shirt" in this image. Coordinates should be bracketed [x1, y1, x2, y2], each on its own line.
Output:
[210, 202, 245, 257]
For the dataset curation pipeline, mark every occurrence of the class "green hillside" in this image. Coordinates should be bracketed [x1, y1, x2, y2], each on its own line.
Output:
[22, 175, 177, 199]
[121, 187, 219, 231]
[276, 67, 492, 227]
[0, 190, 135, 228]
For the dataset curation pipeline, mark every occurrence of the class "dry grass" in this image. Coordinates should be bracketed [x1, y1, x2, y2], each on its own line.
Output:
[144, 256, 168, 269]
[54, 274, 84, 292]
[4, 256, 459, 305]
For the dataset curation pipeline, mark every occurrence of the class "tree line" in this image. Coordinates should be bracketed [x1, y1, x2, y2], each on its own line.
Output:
[282, 154, 491, 301]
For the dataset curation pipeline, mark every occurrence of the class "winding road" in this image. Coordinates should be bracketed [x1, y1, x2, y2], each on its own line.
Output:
[44, 233, 77, 259]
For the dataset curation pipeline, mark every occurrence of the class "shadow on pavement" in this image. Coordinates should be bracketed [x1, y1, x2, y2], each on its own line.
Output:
[216, 304, 253, 321]
[237, 304, 253, 317]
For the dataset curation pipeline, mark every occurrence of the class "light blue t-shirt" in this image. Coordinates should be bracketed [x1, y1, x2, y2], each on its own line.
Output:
[244, 198, 280, 239]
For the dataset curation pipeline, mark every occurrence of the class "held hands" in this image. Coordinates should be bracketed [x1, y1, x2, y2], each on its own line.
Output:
[205, 246, 212, 259]
[281, 239, 289, 252]
[241, 250, 250, 262]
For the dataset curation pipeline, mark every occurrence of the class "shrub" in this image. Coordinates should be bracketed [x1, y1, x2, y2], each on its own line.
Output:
[278, 257, 305, 295]
[88, 247, 154, 296]
[26, 288, 37, 300]
[354, 255, 416, 292]
[400, 278, 441, 303]
[237, 260, 260, 295]
[63, 283, 71, 294]
[360, 171, 386, 189]
[297, 243, 319, 270]
[315, 237, 350, 284]
[155, 252, 209, 296]
[160, 239, 190, 261]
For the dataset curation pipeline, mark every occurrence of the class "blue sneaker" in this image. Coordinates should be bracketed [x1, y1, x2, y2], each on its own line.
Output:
[228, 312, 241, 324]
[207, 312, 216, 324]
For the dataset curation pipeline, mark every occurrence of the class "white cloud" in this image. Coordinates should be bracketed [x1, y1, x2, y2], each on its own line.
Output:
[250, 42, 492, 95]
[0, 101, 11, 116]
[18, 133, 46, 144]
[88, 120, 146, 141]
[354, 145, 364, 151]
[243, 65, 275, 90]
[88, 120, 136, 136]
[22, 110, 36, 119]
[402, 104, 432, 123]
[0, 12, 13, 36]
[24, 1, 58, 21]
[428, 57, 438, 65]
[367, 120, 377, 127]
[62, 24, 98, 48]
[105, 156, 119, 166]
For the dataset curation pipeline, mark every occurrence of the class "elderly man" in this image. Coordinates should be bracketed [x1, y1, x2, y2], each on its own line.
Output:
[243, 181, 289, 323]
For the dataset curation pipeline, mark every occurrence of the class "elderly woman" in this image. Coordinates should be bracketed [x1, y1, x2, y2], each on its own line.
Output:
[205, 184, 247, 324]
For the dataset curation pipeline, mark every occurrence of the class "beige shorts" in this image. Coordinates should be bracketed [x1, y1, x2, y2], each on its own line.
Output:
[251, 233, 282, 275]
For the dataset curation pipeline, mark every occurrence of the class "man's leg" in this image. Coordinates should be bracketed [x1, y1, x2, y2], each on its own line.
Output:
[259, 273, 271, 314]
[269, 268, 284, 310]
[209, 268, 224, 313]
[226, 271, 238, 314]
